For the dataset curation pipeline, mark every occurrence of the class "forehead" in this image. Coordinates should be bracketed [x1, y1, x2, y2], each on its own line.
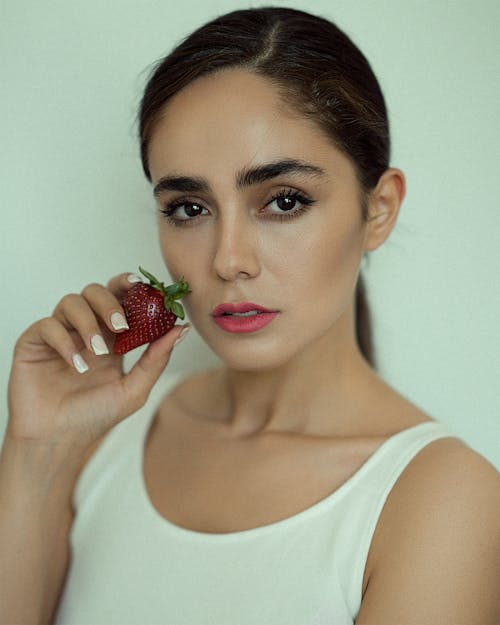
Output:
[147, 69, 340, 183]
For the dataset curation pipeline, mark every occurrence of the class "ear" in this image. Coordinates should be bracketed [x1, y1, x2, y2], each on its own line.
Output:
[363, 167, 406, 252]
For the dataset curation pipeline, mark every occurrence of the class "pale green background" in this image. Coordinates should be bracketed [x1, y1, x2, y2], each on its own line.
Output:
[1, 1, 499, 468]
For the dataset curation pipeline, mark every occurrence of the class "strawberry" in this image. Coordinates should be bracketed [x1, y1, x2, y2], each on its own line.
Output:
[113, 266, 190, 355]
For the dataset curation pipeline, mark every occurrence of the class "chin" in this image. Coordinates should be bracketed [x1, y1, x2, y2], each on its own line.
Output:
[198, 330, 302, 372]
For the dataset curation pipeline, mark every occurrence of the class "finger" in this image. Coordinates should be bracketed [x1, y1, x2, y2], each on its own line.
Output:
[80, 282, 132, 334]
[19, 317, 89, 373]
[53, 293, 112, 357]
[106, 271, 144, 299]
[120, 324, 190, 413]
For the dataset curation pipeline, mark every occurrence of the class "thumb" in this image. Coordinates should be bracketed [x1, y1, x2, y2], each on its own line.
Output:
[121, 323, 190, 411]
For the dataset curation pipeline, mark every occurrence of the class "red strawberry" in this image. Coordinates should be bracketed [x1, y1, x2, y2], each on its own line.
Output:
[113, 266, 190, 355]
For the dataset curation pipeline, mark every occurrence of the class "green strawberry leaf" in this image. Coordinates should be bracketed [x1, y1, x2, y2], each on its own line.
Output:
[165, 278, 190, 298]
[165, 283, 183, 297]
[170, 301, 185, 319]
[140, 267, 190, 300]
[139, 266, 159, 284]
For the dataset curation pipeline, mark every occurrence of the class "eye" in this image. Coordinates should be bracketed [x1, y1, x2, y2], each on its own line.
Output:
[158, 201, 209, 227]
[159, 187, 316, 227]
[263, 188, 316, 221]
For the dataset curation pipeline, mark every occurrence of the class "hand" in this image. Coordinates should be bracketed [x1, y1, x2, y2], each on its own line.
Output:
[6, 272, 188, 456]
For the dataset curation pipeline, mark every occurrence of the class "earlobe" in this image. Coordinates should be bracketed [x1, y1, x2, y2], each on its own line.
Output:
[363, 168, 406, 252]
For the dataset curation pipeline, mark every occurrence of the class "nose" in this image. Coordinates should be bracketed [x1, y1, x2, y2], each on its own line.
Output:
[212, 212, 261, 282]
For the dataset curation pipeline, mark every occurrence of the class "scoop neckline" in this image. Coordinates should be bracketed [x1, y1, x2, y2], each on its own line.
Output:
[135, 380, 446, 542]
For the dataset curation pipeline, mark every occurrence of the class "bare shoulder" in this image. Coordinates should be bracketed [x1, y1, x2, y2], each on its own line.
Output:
[358, 436, 500, 625]
[387, 436, 500, 512]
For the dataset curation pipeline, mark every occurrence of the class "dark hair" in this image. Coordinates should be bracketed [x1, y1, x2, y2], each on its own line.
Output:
[137, 6, 390, 369]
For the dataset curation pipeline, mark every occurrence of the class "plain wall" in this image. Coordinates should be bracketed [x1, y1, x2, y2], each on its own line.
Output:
[1, 0, 499, 468]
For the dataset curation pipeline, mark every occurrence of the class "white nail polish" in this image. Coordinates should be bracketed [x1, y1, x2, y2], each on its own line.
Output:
[91, 334, 109, 355]
[127, 273, 143, 283]
[111, 312, 129, 330]
[72, 353, 89, 374]
[174, 325, 191, 347]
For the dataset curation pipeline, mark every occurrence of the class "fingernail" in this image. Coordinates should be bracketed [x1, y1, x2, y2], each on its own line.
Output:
[90, 334, 109, 355]
[127, 273, 143, 284]
[111, 312, 129, 330]
[72, 353, 89, 374]
[174, 325, 191, 347]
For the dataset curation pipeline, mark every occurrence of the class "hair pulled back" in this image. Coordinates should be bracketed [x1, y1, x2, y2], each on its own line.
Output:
[138, 6, 391, 369]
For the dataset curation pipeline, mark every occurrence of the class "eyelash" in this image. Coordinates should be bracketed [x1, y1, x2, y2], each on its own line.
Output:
[158, 188, 316, 228]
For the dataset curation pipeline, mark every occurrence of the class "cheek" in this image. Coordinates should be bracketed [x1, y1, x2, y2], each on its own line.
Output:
[158, 230, 194, 285]
[282, 217, 364, 309]
[321, 222, 363, 277]
[158, 211, 364, 314]
[158, 229, 214, 317]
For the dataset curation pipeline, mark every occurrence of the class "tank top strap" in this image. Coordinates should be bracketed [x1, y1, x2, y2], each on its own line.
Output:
[344, 419, 461, 613]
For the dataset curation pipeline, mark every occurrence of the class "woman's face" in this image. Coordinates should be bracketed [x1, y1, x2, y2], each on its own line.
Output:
[148, 69, 370, 371]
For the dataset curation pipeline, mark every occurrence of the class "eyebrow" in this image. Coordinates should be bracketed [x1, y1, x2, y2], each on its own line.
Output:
[152, 159, 328, 197]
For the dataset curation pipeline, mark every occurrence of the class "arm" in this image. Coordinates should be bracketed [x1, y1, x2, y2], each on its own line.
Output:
[0, 436, 83, 625]
[356, 438, 500, 625]
[2, 271, 185, 625]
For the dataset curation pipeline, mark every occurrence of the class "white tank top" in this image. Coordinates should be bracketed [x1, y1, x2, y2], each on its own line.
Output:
[54, 372, 456, 625]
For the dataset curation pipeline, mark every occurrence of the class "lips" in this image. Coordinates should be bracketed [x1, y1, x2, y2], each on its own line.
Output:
[212, 302, 276, 317]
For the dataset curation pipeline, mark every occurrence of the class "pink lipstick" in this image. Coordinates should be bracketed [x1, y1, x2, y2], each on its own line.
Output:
[212, 302, 279, 334]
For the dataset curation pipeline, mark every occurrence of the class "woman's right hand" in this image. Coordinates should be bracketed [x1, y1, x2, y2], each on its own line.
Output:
[5, 272, 188, 458]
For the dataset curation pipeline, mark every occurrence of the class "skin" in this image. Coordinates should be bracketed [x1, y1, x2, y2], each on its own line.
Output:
[5, 67, 498, 625]
[148, 68, 412, 439]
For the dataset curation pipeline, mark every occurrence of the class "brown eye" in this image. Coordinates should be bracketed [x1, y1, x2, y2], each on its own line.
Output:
[265, 188, 316, 220]
[183, 203, 205, 218]
[274, 195, 298, 212]
[159, 200, 209, 227]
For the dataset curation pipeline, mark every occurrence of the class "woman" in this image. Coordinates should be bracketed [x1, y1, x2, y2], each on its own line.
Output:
[2, 6, 499, 625]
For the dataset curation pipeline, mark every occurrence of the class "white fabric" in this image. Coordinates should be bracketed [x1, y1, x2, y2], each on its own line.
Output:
[54, 372, 455, 625]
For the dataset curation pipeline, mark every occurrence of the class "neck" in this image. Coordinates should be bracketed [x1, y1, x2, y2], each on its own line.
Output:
[216, 302, 376, 438]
